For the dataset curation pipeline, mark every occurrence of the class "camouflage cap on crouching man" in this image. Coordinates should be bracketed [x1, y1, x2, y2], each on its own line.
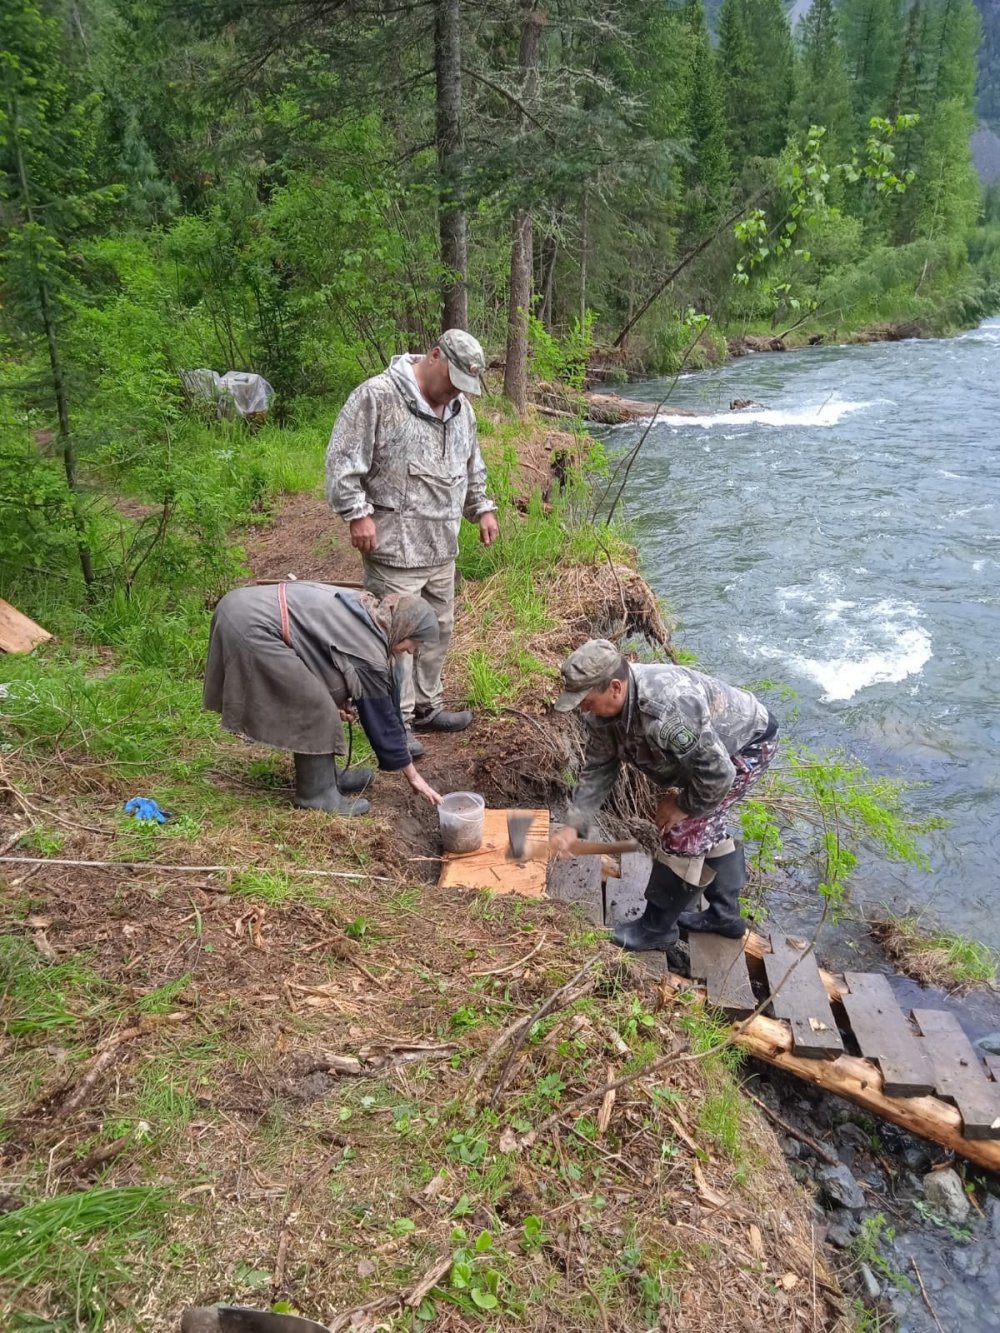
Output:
[553, 639, 625, 711]
[438, 329, 486, 396]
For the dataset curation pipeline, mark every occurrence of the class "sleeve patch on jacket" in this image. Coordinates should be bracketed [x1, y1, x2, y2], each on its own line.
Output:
[659, 719, 698, 756]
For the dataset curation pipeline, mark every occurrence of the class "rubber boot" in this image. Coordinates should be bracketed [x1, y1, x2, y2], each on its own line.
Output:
[412, 708, 472, 733]
[336, 765, 374, 795]
[677, 844, 748, 939]
[611, 859, 703, 952]
[404, 727, 425, 758]
[293, 753, 369, 816]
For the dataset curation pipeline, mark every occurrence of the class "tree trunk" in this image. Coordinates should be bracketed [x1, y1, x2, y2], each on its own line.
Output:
[539, 233, 557, 328]
[503, 5, 545, 412]
[8, 90, 94, 590]
[579, 184, 588, 325]
[434, 0, 468, 331]
[503, 209, 533, 412]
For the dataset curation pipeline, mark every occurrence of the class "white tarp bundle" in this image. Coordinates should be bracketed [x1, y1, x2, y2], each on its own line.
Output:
[180, 368, 275, 418]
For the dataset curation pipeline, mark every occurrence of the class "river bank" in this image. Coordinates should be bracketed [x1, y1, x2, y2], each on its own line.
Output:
[0, 405, 860, 1331]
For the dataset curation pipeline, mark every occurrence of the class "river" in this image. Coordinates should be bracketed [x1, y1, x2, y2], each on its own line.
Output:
[613, 319, 1000, 950]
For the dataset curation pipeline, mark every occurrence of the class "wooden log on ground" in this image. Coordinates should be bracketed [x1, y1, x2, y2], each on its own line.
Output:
[665, 971, 1000, 1173]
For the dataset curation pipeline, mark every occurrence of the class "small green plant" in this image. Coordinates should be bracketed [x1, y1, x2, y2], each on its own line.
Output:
[344, 916, 369, 941]
[851, 1214, 915, 1290]
[912, 1198, 974, 1242]
[17, 825, 66, 856]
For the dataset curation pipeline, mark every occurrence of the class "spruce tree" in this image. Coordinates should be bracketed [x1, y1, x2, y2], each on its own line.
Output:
[791, 0, 854, 163]
[682, 0, 732, 235]
[839, 0, 904, 125]
[718, 0, 795, 160]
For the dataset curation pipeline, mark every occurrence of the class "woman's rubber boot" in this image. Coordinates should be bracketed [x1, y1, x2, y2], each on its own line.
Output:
[677, 845, 748, 939]
[293, 753, 370, 816]
[337, 764, 374, 795]
[611, 859, 702, 952]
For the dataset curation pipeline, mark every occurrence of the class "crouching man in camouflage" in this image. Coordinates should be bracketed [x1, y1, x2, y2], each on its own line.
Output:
[325, 330, 499, 757]
[549, 640, 779, 952]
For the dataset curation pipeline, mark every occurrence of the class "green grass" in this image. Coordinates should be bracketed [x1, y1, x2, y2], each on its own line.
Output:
[0, 652, 216, 770]
[0, 1186, 170, 1329]
[464, 649, 512, 711]
[874, 914, 998, 988]
[0, 937, 118, 1037]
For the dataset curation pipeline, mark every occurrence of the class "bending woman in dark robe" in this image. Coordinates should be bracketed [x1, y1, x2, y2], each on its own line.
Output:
[203, 582, 443, 816]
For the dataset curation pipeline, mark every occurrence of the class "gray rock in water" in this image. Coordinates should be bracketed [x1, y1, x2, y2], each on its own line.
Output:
[922, 1167, 971, 1226]
[975, 1032, 1000, 1056]
[985, 1194, 1000, 1240]
[817, 1163, 867, 1210]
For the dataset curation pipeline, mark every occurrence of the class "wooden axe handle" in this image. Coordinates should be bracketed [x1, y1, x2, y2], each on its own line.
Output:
[569, 839, 641, 856]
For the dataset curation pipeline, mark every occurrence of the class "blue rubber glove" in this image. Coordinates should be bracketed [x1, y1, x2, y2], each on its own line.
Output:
[123, 797, 169, 824]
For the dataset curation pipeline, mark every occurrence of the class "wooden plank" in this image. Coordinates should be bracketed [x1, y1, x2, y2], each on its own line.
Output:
[663, 968, 1000, 1173]
[0, 598, 52, 654]
[841, 972, 935, 1097]
[745, 930, 847, 1002]
[687, 932, 756, 1016]
[913, 1009, 1000, 1140]
[763, 936, 844, 1059]
[438, 808, 549, 897]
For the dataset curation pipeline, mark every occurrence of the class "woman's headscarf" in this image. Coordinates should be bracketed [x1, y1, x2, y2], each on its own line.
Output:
[369, 593, 439, 649]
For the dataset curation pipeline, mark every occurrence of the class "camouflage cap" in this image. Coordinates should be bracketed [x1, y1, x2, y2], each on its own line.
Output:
[438, 328, 485, 396]
[553, 639, 624, 711]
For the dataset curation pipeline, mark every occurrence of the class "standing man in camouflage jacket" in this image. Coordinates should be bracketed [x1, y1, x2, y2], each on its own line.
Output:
[549, 640, 779, 952]
[326, 330, 500, 755]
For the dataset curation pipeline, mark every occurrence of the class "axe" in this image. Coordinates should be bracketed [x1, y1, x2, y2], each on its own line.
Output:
[181, 1310, 330, 1333]
[505, 811, 640, 862]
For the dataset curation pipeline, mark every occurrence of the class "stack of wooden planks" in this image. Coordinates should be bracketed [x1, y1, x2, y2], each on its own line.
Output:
[683, 930, 1000, 1171]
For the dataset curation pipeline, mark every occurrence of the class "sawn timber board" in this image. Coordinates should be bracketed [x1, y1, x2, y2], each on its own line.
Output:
[686, 932, 756, 1015]
[438, 808, 549, 897]
[763, 936, 844, 1058]
[0, 598, 52, 654]
[912, 1009, 1000, 1139]
[841, 972, 935, 1097]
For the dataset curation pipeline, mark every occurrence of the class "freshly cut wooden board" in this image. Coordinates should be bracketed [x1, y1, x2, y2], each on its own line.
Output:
[438, 808, 550, 897]
[0, 598, 52, 654]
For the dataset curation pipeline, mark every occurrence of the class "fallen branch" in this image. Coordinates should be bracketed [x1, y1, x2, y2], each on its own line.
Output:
[0, 855, 398, 883]
[464, 959, 598, 1105]
[743, 1089, 839, 1167]
[304, 1044, 458, 1080]
[405, 1254, 452, 1308]
[48, 1012, 187, 1118]
[69, 1133, 130, 1176]
[911, 1256, 946, 1333]
[469, 934, 547, 978]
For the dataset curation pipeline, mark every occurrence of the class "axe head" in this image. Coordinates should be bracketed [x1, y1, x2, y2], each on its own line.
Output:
[182, 1310, 331, 1333]
[505, 811, 536, 862]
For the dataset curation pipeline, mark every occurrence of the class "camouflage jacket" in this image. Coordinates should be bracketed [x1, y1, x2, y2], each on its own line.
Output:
[325, 354, 497, 569]
[566, 664, 771, 831]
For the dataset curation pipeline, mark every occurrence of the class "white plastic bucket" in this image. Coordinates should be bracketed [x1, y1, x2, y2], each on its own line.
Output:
[438, 791, 486, 853]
